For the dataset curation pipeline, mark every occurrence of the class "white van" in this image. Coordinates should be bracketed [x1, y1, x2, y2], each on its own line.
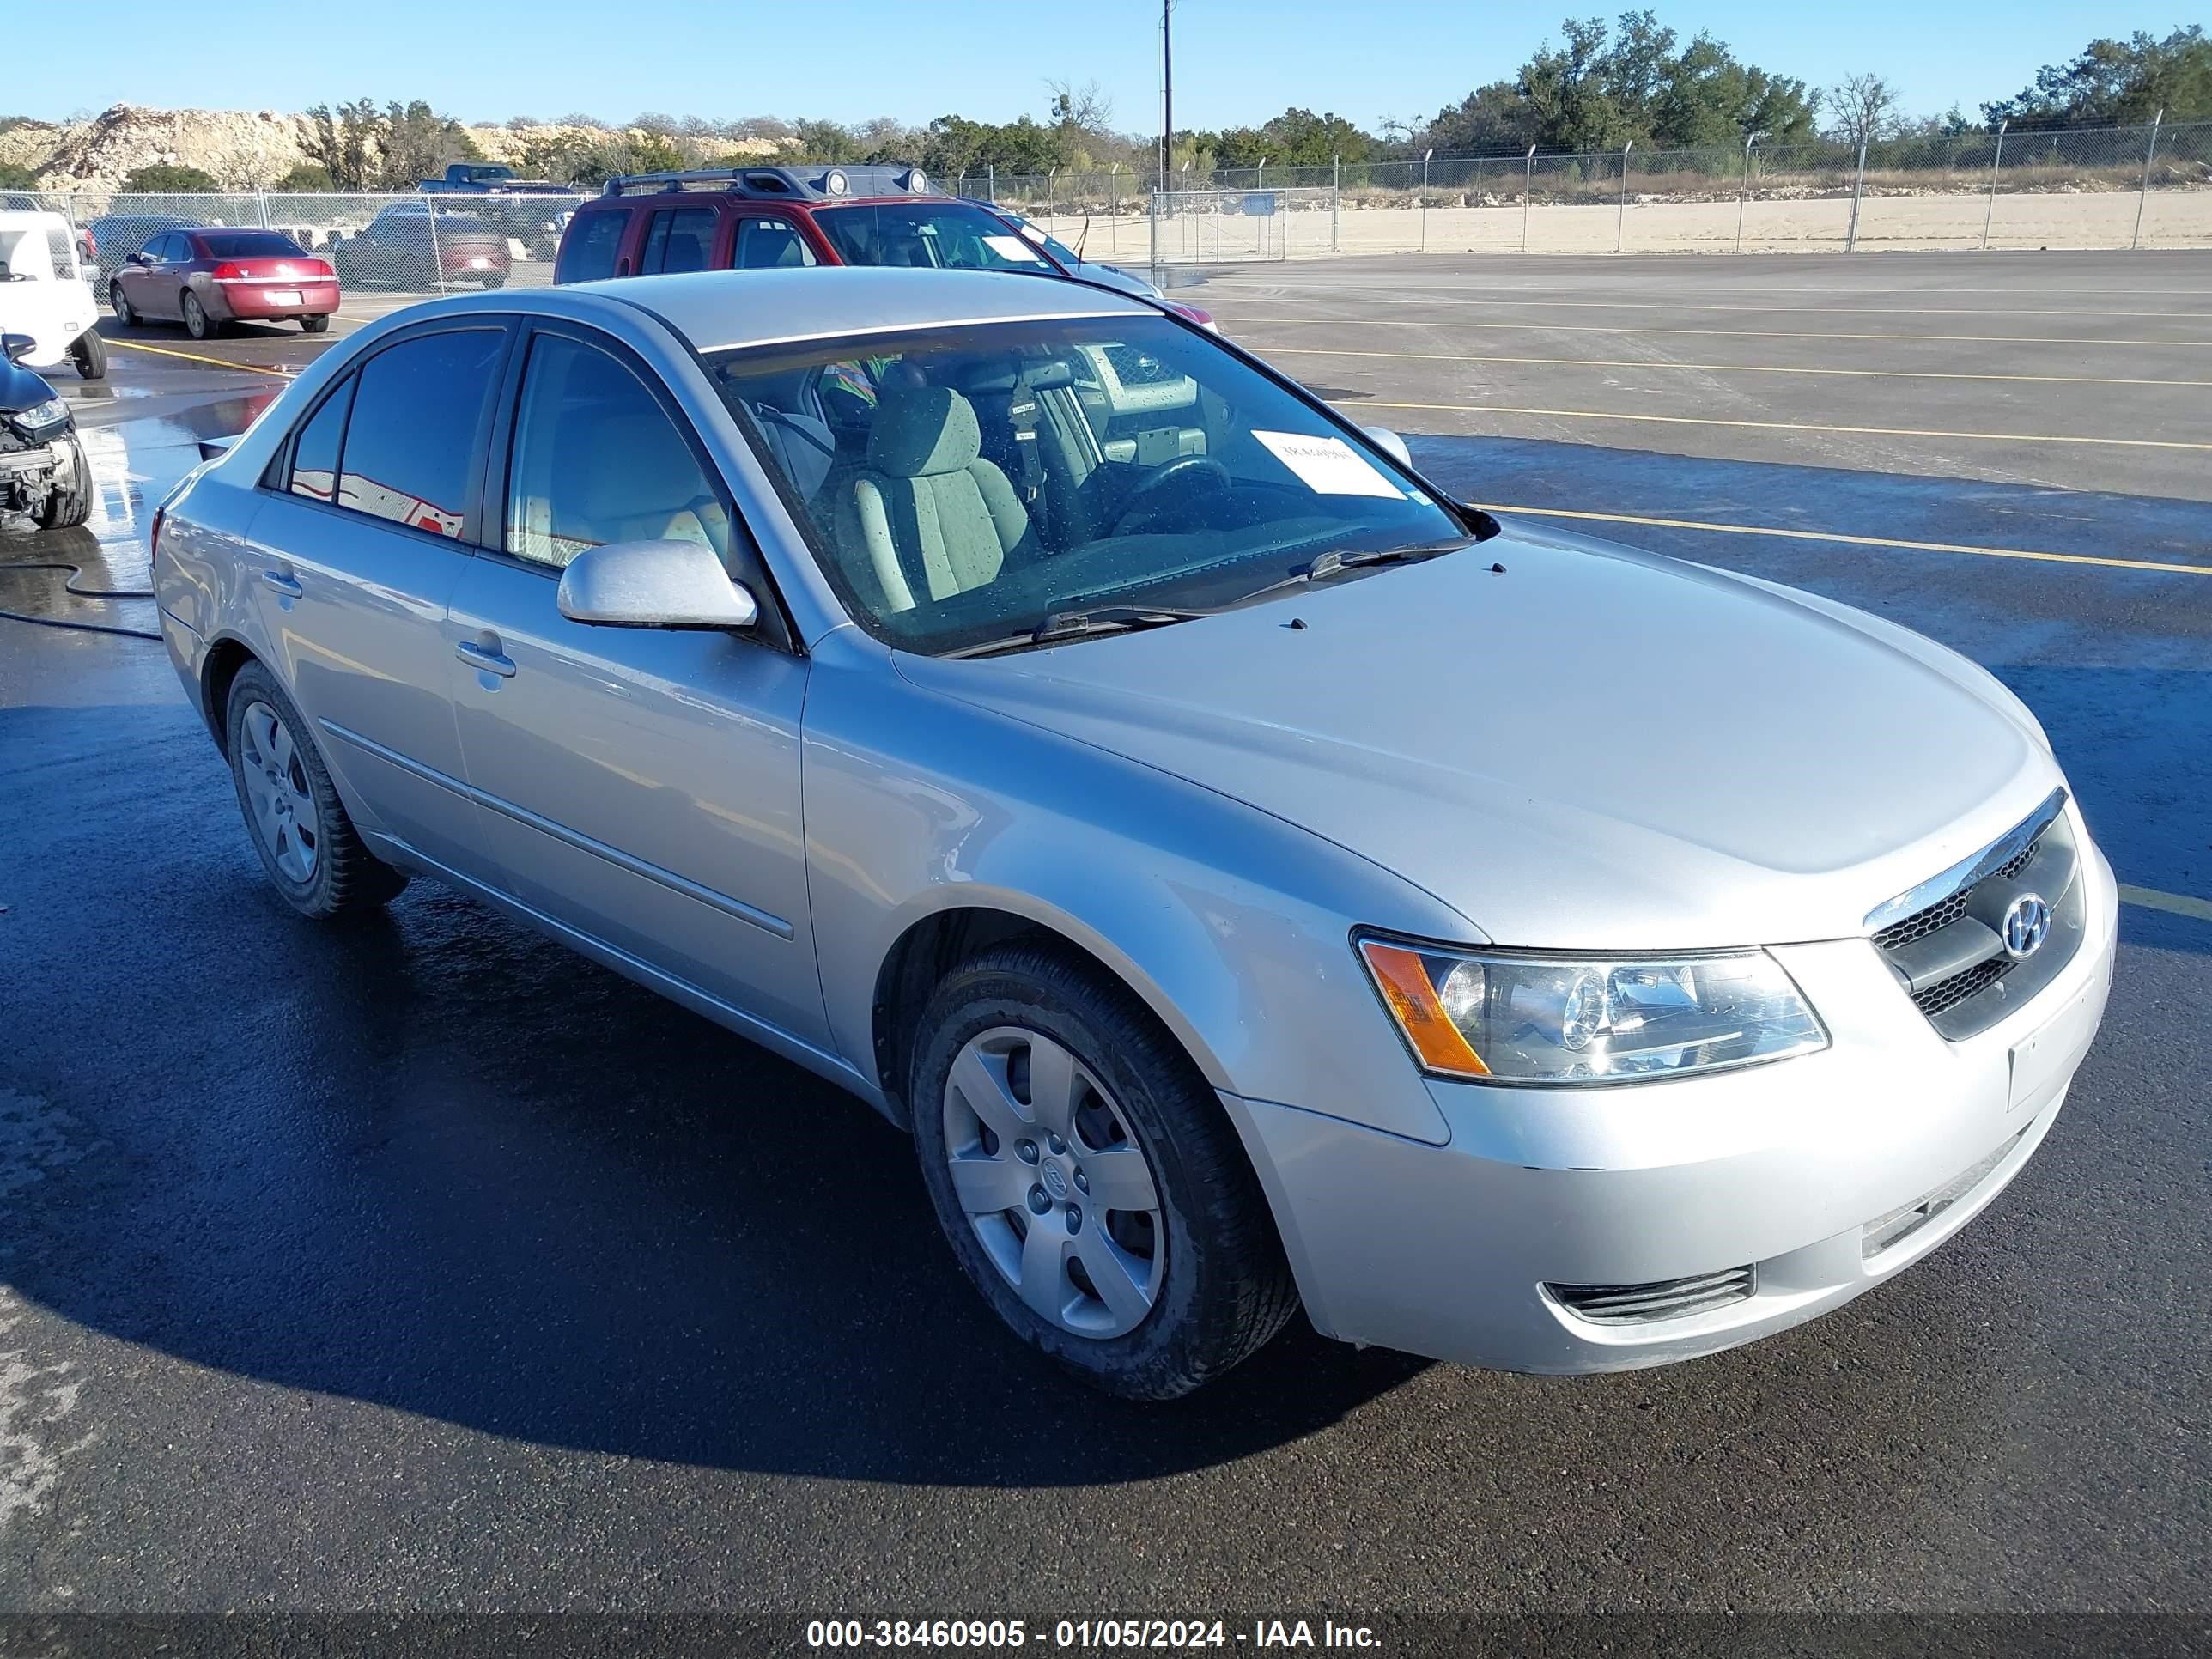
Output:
[0, 210, 106, 380]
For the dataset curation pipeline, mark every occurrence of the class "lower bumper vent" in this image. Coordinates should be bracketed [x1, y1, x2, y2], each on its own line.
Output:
[1548, 1266, 1754, 1326]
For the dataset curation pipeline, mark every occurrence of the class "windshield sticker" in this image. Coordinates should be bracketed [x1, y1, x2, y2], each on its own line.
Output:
[981, 234, 1047, 263]
[1252, 430, 1407, 498]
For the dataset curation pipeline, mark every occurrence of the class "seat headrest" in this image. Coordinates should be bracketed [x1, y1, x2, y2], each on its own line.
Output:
[866, 386, 981, 477]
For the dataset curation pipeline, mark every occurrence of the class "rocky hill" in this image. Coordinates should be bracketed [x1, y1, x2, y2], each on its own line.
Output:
[0, 104, 783, 191]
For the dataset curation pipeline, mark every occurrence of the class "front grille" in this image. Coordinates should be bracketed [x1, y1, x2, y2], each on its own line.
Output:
[1872, 836, 2040, 951]
[1911, 956, 2014, 1018]
[1548, 1266, 1754, 1326]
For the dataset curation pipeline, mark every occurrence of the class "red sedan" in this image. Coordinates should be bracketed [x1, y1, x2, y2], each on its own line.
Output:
[109, 228, 341, 339]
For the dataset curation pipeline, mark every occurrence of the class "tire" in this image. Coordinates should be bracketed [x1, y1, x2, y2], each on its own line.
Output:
[181, 290, 218, 341]
[30, 434, 91, 530]
[909, 940, 1297, 1400]
[223, 661, 409, 920]
[301, 314, 330, 334]
[109, 283, 137, 327]
[480, 272, 507, 290]
[70, 329, 106, 380]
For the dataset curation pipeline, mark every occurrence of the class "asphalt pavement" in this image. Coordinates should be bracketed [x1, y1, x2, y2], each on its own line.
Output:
[0, 253, 2207, 1625]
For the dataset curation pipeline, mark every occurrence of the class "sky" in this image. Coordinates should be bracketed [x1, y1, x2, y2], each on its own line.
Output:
[15, 0, 2173, 137]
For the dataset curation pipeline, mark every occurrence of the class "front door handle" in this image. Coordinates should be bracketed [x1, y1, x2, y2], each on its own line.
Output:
[454, 639, 517, 678]
[260, 569, 303, 599]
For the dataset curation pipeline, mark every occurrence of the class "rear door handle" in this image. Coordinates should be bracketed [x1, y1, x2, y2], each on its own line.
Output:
[259, 569, 302, 599]
[454, 639, 517, 678]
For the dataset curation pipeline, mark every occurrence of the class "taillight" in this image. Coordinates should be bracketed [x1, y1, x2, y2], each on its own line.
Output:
[211, 261, 245, 281]
[1166, 301, 1216, 331]
[307, 258, 334, 279]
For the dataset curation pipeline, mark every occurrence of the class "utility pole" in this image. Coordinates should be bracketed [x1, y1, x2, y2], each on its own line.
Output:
[1159, 0, 1174, 196]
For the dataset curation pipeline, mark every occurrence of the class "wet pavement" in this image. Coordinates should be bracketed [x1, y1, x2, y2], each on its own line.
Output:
[1, 264, 2209, 1616]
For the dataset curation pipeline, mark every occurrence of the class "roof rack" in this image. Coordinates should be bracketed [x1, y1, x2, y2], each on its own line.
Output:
[599, 164, 940, 202]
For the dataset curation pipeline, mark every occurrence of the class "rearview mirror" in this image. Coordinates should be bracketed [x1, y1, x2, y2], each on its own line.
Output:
[1361, 425, 1413, 469]
[2, 333, 33, 365]
[556, 539, 758, 631]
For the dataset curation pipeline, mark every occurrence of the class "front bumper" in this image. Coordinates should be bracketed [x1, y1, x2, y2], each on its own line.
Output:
[1227, 807, 2118, 1374]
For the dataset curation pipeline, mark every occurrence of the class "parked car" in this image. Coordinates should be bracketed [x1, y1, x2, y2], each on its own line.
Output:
[110, 228, 340, 339]
[331, 205, 510, 292]
[86, 213, 200, 284]
[554, 165, 1212, 327]
[0, 210, 105, 379]
[985, 206, 1214, 329]
[0, 331, 90, 527]
[0, 194, 97, 271]
[150, 268, 2115, 1400]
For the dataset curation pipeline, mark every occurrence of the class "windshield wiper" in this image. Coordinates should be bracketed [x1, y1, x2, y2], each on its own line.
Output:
[1216, 538, 1473, 610]
[940, 604, 1218, 660]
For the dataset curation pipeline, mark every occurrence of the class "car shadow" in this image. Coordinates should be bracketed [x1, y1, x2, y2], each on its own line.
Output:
[0, 697, 1428, 1487]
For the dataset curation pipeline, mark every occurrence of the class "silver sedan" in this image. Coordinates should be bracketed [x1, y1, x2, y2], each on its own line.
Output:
[150, 268, 2117, 1398]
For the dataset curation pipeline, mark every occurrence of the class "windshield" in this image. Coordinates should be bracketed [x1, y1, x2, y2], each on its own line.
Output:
[197, 231, 307, 258]
[811, 201, 1052, 272]
[707, 315, 1465, 656]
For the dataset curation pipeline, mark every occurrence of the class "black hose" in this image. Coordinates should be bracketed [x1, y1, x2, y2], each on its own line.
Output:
[0, 561, 163, 641]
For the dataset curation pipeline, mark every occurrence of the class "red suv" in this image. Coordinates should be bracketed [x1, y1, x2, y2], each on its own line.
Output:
[552, 164, 1212, 326]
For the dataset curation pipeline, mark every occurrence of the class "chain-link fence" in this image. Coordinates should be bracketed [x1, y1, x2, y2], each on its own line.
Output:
[17, 121, 2206, 295]
[19, 189, 588, 299]
[965, 118, 2209, 261]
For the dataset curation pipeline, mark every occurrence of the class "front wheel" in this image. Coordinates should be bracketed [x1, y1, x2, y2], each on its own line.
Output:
[31, 433, 91, 529]
[224, 661, 409, 919]
[109, 283, 137, 327]
[70, 329, 106, 380]
[909, 941, 1297, 1400]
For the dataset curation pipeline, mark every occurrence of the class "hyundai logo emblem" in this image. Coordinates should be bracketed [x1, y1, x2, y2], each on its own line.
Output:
[2002, 893, 2052, 960]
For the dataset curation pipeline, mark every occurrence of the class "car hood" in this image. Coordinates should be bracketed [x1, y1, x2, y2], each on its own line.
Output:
[0, 356, 58, 414]
[896, 525, 2063, 949]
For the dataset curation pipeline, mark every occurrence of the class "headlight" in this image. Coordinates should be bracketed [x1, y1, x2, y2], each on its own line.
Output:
[8, 398, 69, 439]
[1358, 938, 1826, 1085]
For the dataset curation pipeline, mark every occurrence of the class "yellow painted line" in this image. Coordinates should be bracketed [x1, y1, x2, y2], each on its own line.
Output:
[1227, 314, 2212, 350]
[1464, 501, 2212, 577]
[1224, 291, 2212, 322]
[1253, 342, 2212, 390]
[1344, 397, 2212, 453]
[2119, 884, 2212, 922]
[103, 337, 297, 377]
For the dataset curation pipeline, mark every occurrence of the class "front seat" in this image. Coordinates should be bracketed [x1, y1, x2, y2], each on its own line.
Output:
[832, 386, 1037, 613]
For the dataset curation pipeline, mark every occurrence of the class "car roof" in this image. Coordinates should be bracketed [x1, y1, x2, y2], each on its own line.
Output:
[567, 265, 1147, 352]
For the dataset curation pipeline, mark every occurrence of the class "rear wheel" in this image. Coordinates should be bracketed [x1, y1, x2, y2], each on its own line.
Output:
[181, 291, 217, 341]
[301, 314, 330, 334]
[69, 329, 106, 380]
[223, 661, 409, 919]
[909, 941, 1297, 1400]
[480, 272, 507, 290]
[30, 434, 91, 530]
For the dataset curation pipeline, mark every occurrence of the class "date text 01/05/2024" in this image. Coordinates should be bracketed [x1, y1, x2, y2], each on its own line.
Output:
[805, 1620, 1383, 1649]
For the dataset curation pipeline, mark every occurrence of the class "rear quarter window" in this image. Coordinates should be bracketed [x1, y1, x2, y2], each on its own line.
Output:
[556, 210, 629, 283]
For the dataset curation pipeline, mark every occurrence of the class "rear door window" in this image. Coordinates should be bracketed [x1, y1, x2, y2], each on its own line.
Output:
[287, 376, 355, 505]
[734, 217, 816, 269]
[639, 207, 718, 275]
[334, 329, 506, 539]
[556, 210, 629, 283]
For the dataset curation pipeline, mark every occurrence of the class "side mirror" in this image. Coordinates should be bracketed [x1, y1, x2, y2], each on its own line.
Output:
[126, 252, 150, 266]
[556, 539, 758, 631]
[1361, 425, 1413, 469]
[2, 333, 33, 365]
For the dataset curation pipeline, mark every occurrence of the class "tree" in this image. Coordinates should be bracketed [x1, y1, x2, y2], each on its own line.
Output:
[0, 161, 40, 190]
[273, 161, 336, 192]
[373, 100, 478, 190]
[1825, 72, 1902, 147]
[1422, 82, 1538, 154]
[1984, 26, 2210, 126]
[123, 163, 220, 192]
[300, 98, 381, 191]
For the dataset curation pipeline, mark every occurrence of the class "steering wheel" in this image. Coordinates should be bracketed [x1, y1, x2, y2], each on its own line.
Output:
[1108, 455, 1231, 535]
